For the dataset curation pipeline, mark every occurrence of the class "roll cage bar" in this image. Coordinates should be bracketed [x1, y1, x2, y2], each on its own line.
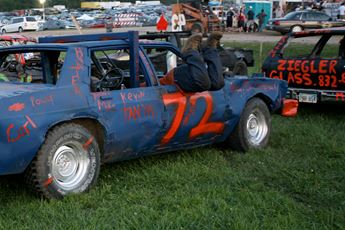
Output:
[39, 31, 140, 88]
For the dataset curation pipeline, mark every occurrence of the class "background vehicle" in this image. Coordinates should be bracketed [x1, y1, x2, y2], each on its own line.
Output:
[1, 16, 39, 34]
[141, 31, 254, 75]
[0, 34, 36, 47]
[262, 28, 345, 104]
[172, 3, 224, 33]
[0, 31, 293, 199]
[266, 10, 345, 34]
[40, 20, 76, 30]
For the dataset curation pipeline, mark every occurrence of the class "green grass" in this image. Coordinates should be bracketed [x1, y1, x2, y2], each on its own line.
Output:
[0, 43, 344, 229]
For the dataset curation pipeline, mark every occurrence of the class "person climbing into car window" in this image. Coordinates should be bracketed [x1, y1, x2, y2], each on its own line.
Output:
[159, 32, 225, 92]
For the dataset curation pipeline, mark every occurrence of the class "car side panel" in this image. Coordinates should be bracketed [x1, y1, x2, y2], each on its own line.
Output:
[0, 85, 93, 175]
[0, 47, 97, 175]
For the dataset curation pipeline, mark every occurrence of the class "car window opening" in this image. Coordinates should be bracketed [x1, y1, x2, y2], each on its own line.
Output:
[0, 50, 65, 84]
[90, 48, 147, 92]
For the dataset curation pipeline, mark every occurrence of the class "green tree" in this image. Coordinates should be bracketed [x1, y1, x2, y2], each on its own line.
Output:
[0, 0, 81, 11]
[0, 0, 37, 11]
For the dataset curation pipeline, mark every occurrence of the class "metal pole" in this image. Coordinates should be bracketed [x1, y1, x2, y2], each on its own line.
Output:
[43, 1, 45, 21]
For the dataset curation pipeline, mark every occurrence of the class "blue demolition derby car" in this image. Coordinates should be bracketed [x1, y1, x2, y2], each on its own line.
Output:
[0, 31, 296, 199]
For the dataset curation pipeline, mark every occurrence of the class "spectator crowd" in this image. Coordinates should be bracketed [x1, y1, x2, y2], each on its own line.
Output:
[223, 0, 345, 33]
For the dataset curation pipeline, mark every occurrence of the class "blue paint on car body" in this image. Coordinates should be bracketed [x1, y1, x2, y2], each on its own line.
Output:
[0, 31, 288, 175]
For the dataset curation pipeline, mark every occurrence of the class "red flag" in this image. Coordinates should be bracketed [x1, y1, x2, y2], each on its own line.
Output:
[156, 14, 168, 31]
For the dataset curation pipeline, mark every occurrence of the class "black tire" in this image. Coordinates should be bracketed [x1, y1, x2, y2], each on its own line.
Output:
[191, 22, 204, 34]
[227, 98, 271, 152]
[26, 123, 101, 199]
[233, 60, 248, 75]
[18, 27, 23, 33]
[2, 29, 6, 34]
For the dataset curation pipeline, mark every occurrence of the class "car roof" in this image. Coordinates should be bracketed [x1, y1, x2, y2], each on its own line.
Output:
[290, 10, 325, 13]
[0, 35, 36, 42]
[291, 28, 345, 38]
[0, 39, 173, 51]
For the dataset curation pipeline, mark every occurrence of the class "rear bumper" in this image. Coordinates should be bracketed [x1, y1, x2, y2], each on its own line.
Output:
[287, 88, 345, 103]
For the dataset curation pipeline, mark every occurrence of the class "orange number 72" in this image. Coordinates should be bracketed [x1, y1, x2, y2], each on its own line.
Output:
[161, 91, 224, 145]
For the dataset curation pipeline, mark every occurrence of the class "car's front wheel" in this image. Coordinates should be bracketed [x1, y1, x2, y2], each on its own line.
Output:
[26, 123, 101, 199]
[18, 27, 23, 33]
[227, 98, 271, 152]
[1, 29, 6, 34]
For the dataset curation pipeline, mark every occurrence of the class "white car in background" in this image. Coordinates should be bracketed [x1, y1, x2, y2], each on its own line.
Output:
[1, 16, 39, 34]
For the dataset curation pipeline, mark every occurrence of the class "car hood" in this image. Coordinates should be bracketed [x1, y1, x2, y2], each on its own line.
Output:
[0, 83, 54, 98]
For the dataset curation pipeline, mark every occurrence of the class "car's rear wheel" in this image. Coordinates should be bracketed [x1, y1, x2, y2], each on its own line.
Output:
[1, 29, 6, 34]
[26, 123, 101, 199]
[226, 98, 271, 152]
[290, 25, 303, 33]
[18, 27, 23, 33]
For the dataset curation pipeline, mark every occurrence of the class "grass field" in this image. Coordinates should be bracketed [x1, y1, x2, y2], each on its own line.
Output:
[0, 42, 344, 229]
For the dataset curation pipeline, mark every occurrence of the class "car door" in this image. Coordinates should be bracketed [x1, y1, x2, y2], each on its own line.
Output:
[87, 46, 167, 161]
[158, 84, 228, 149]
[7, 19, 17, 32]
[301, 12, 317, 29]
[316, 12, 333, 28]
[309, 34, 345, 91]
[142, 44, 229, 149]
[13, 18, 22, 32]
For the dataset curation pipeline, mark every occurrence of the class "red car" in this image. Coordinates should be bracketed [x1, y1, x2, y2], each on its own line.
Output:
[0, 34, 36, 47]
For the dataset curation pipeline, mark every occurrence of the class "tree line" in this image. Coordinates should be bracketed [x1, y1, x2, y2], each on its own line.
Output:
[0, 0, 200, 12]
[1, 0, 81, 11]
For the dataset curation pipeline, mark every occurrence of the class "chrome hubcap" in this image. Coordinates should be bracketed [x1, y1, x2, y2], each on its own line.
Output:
[51, 141, 90, 191]
[292, 26, 302, 32]
[246, 112, 268, 146]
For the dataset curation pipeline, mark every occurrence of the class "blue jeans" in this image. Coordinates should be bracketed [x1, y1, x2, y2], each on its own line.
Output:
[173, 48, 224, 92]
[259, 23, 264, 32]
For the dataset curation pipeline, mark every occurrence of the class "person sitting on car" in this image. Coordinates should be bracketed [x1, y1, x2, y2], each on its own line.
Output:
[158, 32, 225, 92]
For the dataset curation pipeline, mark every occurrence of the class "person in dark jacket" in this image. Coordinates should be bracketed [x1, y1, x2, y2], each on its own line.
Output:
[256, 9, 267, 32]
[226, 7, 235, 30]
[159, 32, 225, 92]
[246, 6, 255, 32]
